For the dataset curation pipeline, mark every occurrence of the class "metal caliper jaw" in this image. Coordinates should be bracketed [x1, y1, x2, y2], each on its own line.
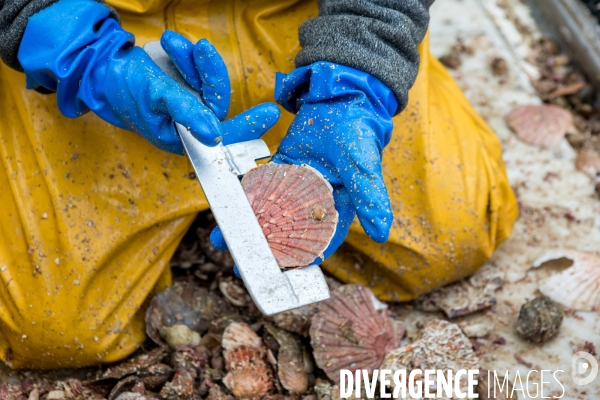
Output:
[143, 41, 330, 315]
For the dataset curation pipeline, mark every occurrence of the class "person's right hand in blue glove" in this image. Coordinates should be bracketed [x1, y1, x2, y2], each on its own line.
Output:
[18, 0, 280, 154]
[210, 62, 398, 270]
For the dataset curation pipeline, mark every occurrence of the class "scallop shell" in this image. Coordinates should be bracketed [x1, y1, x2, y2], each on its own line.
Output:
[272, 304, 319, 337]
[505, 105, 574, 148]
[222, 322, 265, 356]
[219, 277, 251, 307]
[532, 249, 600, 311]
[145, 284, 203, 346]
[221, 322, 275, 398]
[309, 284, 404, 383]
[381, 320, 480, 399]
[264, 324, 309, 394]
[575, 140, 600, 177]
[223, 346, 275, 399]
[242, 163, 338, 269]
[159, 368, 197, 399]
[145, 282, 234, 345]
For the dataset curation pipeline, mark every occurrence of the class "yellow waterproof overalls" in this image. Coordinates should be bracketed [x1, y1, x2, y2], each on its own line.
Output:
[0, 0, 518, 368]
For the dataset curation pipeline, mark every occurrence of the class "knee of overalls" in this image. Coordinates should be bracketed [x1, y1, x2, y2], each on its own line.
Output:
[322, 49, 518, 301]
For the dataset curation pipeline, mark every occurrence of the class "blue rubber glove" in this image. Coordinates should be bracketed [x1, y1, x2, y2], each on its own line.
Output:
[17, 0, 280, 154]
[211, 62, 398, 267]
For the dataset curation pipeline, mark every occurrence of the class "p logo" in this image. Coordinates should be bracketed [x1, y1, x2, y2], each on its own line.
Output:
[572, 351, 598, 386]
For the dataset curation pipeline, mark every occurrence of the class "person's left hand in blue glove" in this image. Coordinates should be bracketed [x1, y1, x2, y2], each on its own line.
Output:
[210, 62, 398, 270]
[18, 0, 280, 154]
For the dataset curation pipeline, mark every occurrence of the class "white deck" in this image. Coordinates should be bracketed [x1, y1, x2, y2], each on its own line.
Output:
[423, 0, 600, 397]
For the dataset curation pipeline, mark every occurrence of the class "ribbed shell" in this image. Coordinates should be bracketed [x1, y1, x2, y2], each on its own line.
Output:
[264, 324, 309, 394]
[533, 249, 600, 311]
[242, 164, 338, 268]
[506, 105, 573, 148]
[309, 285, 403, 383]
[222, 322, 264, 356]
[223, 346, 275, 399]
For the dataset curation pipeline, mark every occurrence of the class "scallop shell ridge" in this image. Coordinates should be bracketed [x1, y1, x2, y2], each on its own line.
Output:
[309, 284, 402, 383]
[242, 163, 338, 268]
[533, 249, 600, 311]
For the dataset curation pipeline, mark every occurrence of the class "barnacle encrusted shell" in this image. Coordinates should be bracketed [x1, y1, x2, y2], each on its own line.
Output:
[506, 104, 574, 148]
[516, 296, 563, 343]
[310, 284, 404, 383]
[145, 282, 234, 345]
[222, 346, 274, 399]
[532, 249, 600, 311]
[415, 262, 503, 318]
[242, 163, 338, 269]
[145, 283, 204, 346]
[381, 320, 480, 398]
[272, 304, 319, 337]
[159, 324, 201, 350]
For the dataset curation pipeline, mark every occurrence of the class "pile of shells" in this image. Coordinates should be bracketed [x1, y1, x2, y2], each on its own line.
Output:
[0, 206, 514, 400]
[524, 37, 600, 196]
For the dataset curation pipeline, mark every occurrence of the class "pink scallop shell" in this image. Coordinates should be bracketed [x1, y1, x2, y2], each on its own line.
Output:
[223, 346, 275, 399]
[506, 104, 574, 148]
[242, 163, 338, 269]
[222, 322, 265, 356]
[309, 285, 404, 383]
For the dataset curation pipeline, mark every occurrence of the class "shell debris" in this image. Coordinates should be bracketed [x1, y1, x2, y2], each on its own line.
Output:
[380, 320, 480, 399]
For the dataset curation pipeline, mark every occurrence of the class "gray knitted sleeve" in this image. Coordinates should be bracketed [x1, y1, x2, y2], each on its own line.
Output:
[0, 0, 119, 71]
[296, 0, 434, 114]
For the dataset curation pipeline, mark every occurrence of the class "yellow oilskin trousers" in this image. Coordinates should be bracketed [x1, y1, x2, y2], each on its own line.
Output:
[0, 0, 517, 369]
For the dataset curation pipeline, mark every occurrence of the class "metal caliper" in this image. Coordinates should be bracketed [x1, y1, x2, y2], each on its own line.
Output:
[144, 41, 330, 316]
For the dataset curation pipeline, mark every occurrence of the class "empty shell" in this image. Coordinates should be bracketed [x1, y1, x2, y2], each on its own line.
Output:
[222, 322, 274, 399]
[223, 346, 274, 399]
[532, 249, 600, 311]
[309, 284, 404, 383]
[264, 324, 309, 394]
[506, 105, 574, 148]
[222, 322, 265, 356]
[242, 163, 338, 269]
